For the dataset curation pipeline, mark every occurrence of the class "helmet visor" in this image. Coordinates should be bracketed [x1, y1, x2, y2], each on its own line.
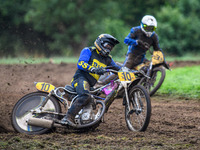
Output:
[103, 42, 113, 51]
[143, 24, 157, 32]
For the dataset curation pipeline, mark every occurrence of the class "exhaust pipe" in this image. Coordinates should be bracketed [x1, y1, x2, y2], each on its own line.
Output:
[27, 118, 63, 128]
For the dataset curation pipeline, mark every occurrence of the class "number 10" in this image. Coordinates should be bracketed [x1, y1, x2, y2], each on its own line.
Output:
[122, 72, 132, 81]
[41, 83, 50, 91]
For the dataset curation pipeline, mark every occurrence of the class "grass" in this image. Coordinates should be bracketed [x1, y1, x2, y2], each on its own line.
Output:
[0, 53, 200, 64]
[158, 65, 200, 99]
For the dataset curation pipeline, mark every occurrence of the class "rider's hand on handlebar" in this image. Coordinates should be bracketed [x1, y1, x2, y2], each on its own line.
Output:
[137, 40, 150, 50]
[90, 67, 106, 75]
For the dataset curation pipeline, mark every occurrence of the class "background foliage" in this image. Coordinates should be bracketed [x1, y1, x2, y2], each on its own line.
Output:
[0, 0, 199, 57]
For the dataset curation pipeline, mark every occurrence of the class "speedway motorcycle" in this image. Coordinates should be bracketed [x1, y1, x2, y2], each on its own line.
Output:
[11, 67, 151, 135]
[98, 51, 170, 97]
[136, 51, 171, 96]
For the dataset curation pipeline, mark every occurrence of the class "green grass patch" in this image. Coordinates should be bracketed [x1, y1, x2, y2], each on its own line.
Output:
[0, 141, 8, 149]
[158, 65, 200, 99]
[0, 54, 200, 64]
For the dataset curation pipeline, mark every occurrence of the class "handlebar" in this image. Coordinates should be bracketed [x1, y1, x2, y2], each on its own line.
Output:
[104, 67, 150, 79]
[105, 69, 118, 74]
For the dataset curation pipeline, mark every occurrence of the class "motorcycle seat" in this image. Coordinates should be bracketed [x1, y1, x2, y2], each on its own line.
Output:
[65, 85, 77, 94]
[64, 85, 96, 93]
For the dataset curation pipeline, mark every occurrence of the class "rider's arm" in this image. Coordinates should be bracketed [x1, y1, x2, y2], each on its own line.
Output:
[152, 33, 163, 52]
[152, 34, 165, 60]
[124, 27, 138, 46]
[77, 48, 94, 72]
[109, 59, 121, 71]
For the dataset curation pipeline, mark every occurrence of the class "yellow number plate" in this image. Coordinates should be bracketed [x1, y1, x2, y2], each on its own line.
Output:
[35, 82, 55, 93]
[152, 51, 164, 65]
[118, 72, 136, 82]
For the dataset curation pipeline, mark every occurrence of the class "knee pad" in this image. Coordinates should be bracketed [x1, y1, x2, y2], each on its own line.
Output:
[76, 94, 91, 106]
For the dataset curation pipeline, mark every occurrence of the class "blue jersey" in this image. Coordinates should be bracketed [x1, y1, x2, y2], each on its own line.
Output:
[124, 26, 161, 56]
[72, 46, 120, 86]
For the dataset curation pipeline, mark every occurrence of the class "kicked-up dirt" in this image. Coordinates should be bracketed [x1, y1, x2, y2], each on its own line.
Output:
[0, 60, 200, 149]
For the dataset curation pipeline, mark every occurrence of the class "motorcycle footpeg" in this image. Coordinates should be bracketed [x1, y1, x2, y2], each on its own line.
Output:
[59, 120, 67, 125]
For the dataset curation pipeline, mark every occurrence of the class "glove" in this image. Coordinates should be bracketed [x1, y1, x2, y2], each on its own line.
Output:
[137, 40, 150, 50]
[90, 67, 106, 75]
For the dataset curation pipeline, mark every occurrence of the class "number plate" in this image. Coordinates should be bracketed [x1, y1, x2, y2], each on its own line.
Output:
[118, 72, 136, 82]
[35, 82, 55, 93]
[152, 51, 164, 65]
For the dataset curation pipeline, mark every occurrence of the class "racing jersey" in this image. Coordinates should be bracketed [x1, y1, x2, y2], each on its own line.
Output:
[72, 46, 120, 87]
[124, 26, 162, 56]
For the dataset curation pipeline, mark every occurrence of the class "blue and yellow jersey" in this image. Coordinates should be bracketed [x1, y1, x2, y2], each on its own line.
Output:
[72, 46, 120, 87]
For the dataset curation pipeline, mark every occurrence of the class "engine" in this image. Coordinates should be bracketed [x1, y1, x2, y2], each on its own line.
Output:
[74, 103, 94, 124]
[80, 104, 93, 123]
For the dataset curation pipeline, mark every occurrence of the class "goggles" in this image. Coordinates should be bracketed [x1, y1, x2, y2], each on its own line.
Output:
[143, 24, 157, 32]
[103, 42, 113, 51]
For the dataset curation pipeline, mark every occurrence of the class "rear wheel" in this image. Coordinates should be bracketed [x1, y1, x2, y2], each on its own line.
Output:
[11, 92, 61, 135]
[125, 85, 151, 131]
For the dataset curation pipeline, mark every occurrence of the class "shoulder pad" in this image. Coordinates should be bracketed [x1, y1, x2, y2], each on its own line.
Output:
[108, 54, 112, 58]
[88, 46, 96, 52]
[132, 26, 140, 30]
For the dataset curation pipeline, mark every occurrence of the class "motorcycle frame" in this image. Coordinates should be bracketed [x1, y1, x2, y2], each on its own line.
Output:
[34, 76, 139, 119]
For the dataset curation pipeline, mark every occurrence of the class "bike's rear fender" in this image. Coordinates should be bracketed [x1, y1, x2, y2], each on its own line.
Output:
[128, 78, 141, 90]
[153, 61, 170, 70]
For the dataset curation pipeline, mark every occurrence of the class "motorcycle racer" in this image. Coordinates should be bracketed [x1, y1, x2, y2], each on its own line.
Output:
[99, 15, 164, 85]
[61, 34, 120, 126]
[123, 15, 163, 69]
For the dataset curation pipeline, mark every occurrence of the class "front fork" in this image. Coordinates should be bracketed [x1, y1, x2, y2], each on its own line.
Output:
[124, 85, 131, 111]
[143, 62, 153, 92]
[124, 85, 141, 113]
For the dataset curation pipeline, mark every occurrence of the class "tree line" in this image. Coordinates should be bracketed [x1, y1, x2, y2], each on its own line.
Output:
[0, 0, 200, 57]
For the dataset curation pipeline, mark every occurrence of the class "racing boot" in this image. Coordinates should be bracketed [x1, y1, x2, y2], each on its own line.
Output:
[61, 100, 83, 127]
[61, 94, 91, 126]
[61, 112, 76, 127]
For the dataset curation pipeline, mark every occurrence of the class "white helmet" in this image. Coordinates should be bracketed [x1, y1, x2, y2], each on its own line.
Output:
[141, 15, 157, 37]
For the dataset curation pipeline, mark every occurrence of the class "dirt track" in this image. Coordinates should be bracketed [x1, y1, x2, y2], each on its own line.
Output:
[0, 61, 200, 149]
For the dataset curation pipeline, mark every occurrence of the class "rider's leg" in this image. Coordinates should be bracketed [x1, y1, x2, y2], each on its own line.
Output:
[61, 78, 91, 125]
[123, 53, 144, 69]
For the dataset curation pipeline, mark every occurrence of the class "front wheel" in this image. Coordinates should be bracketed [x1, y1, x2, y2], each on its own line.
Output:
[11, 92, 61, 135]
[125, 85, 151, 131]
[139, 67, 166, 96]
